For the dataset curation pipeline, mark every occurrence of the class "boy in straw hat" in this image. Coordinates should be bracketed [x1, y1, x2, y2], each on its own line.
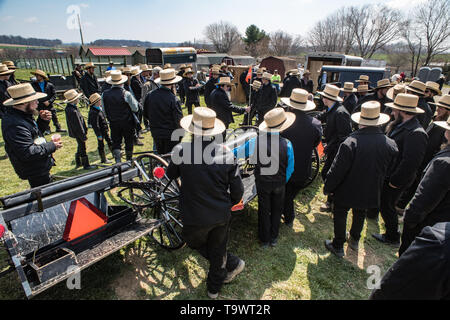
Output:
[300, 69, 314, 94]
[256, 72, 278, 125]
[323, 101, 398, 257]
[280, 89, 322, 227]
[372, 93, 428, 246]
[316, 84, 352, 212]
[80, 62, 99, 99]
[280, 69, 301, 98]
[144, 68, 184, 155]
[31, 69, 66, 135]
[166, 107, 245, 299]
[3, 61, 19, 85]
[424, 81, 442, 115]
[88, 93, 112, 164]
[354, 78, 393, 114]
[204, 66, 221, 107]
[399, 115, 450, 257]
[183, 68, 202, 115]
[102, 70, 140, 163]
[64, 89, 96, 170]
[340, 82, 358, 114]
[1, 83, 63, 187]
[0, 64, 14, 119]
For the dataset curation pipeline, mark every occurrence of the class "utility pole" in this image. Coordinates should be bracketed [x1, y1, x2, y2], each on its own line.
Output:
[78, 13, 85, 46]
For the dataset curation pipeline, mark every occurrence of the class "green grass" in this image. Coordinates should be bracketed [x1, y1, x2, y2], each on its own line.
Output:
[0, 97, 400, 300]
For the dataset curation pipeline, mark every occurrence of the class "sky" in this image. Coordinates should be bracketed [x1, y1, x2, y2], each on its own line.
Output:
[0, 0, 428, 44]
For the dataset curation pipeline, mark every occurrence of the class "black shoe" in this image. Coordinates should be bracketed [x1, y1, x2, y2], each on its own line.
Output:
[81, 156, 97, 170]
[346, 233, 359, 251]
[43, 130, 51, 135]
[270, 238, 278, 247]
[75, 153, 82, 169]
[320, 202, 332, 212]
[261, 242, 270, 249]
[56, 128, 67, 133]
[134, 139, 144, 146]
[285, 221, 293, 228]
[372, 233, 400, 246]
[223, 259, 245, 284]
[324, 240, 344, 258]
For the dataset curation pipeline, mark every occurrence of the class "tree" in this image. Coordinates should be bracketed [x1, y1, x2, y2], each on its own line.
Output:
[348, 5, 401, 59]
[242, 25, 268, 57]
[204, 21, 241, 53]
[270, 31, 292, 56]
[400, 19, 423, 77]
[413, 0, 450, 66]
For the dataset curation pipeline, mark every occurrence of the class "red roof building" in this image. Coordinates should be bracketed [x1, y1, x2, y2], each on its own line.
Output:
[88, 47, 132, 56]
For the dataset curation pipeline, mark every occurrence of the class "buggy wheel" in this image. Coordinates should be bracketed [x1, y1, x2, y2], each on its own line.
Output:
[303, 148, 320, 188]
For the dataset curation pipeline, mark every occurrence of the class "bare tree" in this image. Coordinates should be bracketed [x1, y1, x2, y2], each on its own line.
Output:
[400, 19, 423, 77]
[204, 21, 241, 54]
[270, 31, 293, 56]
[413, 0, 450, 66]
[348, 5, 401, 59]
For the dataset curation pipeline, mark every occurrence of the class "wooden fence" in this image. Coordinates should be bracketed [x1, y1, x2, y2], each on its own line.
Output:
[13, 56, 75, 75]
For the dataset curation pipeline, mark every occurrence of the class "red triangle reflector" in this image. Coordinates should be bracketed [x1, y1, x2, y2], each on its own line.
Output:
[63, 198, 108, 242]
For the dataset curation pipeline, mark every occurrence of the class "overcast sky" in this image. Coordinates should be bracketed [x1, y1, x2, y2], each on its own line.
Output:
[0, 0, 428, 44]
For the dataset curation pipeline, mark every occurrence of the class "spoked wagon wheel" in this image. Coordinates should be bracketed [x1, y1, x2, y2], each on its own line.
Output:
[118, 154, 185, 250]
[303, 148, 320, 188]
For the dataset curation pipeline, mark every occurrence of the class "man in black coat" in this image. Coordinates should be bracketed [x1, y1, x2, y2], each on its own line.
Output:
[80, 62, 99, 99]
[167, 107, 245, 299]
[370, 222, 450, 300]
[355, 79, 393, 113]
[399, 118, 450, 256]
[0, 64, 13, 119]
[316, 84, 352, 211]
[256, 72, 278, 125]
[64, 89, 96, 170]
[281, 89, 323, 226]
[324, 101, 398, 257]
[243, 80, 262, 125]
[300, 70, 314, 94]
[31, 70, 65, 135]
[340, 82, 358, 114]
[405, 80, 433, 130]
[204, 67, 220, 107]
[280, 70, 301, 98]
[424, 81, 441, 115]
[102, 70, 140, 163]
[1, 83, 62, 187]
[240, 68, 253, 104]
[144, 69, 184, 155]
[373, 94, 428, 245]
[183, 68, 201, 114]
[210, 77, 249, 130]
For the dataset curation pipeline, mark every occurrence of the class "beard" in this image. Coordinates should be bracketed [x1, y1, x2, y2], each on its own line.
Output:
[25, 103, 38, 116]
[226, 91, 231, 100]
[386, 113, 404, 135]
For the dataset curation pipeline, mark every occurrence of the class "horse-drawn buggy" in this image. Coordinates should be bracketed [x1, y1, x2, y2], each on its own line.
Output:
[0, 125, 321, 299]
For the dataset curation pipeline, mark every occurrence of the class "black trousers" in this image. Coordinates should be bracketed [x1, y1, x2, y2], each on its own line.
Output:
[28, 173, 51, 188]
[75, 138, 87, 157]
[183, 221, 240, 294]
[97, 134, 112, 152]
[110, 121, 135, 152]
[380, 182, 403, 241]
[154, 138, 179, 155]
[399, 224, 422, 257]
[322, 148, 338, 205]
[332, 203, 367, 249]
[256, 182, 285, 243]
[284, 180, 305, 224]
[397, 176, 421, 209]
[185, 101, 200, 115]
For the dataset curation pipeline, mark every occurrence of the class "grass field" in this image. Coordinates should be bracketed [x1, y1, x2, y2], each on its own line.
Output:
[0, 97, 400, 300]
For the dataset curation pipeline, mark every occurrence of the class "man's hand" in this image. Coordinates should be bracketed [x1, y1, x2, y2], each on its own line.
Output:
[245, 106, 251, 113]
[43, 101, 50, 107]
[53, 140, 63, 150]
[39, 110, 52, 121]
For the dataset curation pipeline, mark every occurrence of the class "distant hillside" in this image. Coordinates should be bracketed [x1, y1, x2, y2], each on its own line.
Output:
[0, 35, 62, 47]
[90, 39, 180, 48]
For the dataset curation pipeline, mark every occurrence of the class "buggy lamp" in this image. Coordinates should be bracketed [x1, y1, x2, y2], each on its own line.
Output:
[0, 224, 5, 238]
[153, 167, 165, 180]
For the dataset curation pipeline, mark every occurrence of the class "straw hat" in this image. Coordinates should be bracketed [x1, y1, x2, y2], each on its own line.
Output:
[434, 115, 450, 131]
[163, 63, 172, 69]
[318, 84, 343, 102]
[405, 80, 426, 96]
[256, 68, 264, 75]
[259, 107, 296, 133]
[288, 69, 299, 76]
[355, 75, 370, 83]
[89, 93, 102, 106]
[387, 84, 406, 101]
[106, 70, 128, 85]
[130, 67, 142, 77]
[385, 93, 424, 114]
[351, 101, 390, 126]
[251, 80, 262, 90]
[31, 69, 48, 81]
[3, 83, 47, 106]
[0, 64, 14, 76]
[375, 79, 394, 90]
[154, 68, 182, 85]
[179, 64, 187, 70]
[139, 64, 151, 72]
[281, 88, 316, 112]
[216, 77, 232, 86]
[3, 61, 17, 69]
[122, 66, 132, 75]
[84, 62, 96, 70]
[357, 84, 372, 93]
[183, 68, 194, 77]
[429, 94, 450, 110]
[64, 89, 83, 104]
[262, 72, 273, 81]
[425, 81, 442, 95]
[104, 70, 112, 77]
[303, 70, 311, 75]
[211, 67, 221, 75]
[180, 107, 226, 136]
[340, 82, 357, 93]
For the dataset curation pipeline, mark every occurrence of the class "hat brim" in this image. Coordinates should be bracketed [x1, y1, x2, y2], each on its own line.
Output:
[180, 115, 226, 136]
[106, 75, 128, 85]
[428, 101, 450, 111]
[318, 91, 343, 102]
[405, 86, 425, 96]
[3, 92, 47, 106]
[155, 75, 182, 85]
[434, 121, 450, 131]
[427, 87, 442, 95]
[281, 97, 316, 112]
[351, 112, 391, 126]
[355, 79, 369, 83]
[0, 70, 15, 76]
[386, 87, 406, 101]
[31, 72, 48, 81]
[375, 84, 394, 90]
[258, 112, 296, 133]
[89, 97, 102, 106]
[385, 102, 425, 114]
[84, 65, 97, 70]
[340, 88, 357, 93]
[64, 92, 84, 104]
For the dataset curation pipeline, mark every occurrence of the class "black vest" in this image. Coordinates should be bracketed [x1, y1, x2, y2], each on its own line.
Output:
[253, 134, 288, 186]
[102, 86, 133, 124]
